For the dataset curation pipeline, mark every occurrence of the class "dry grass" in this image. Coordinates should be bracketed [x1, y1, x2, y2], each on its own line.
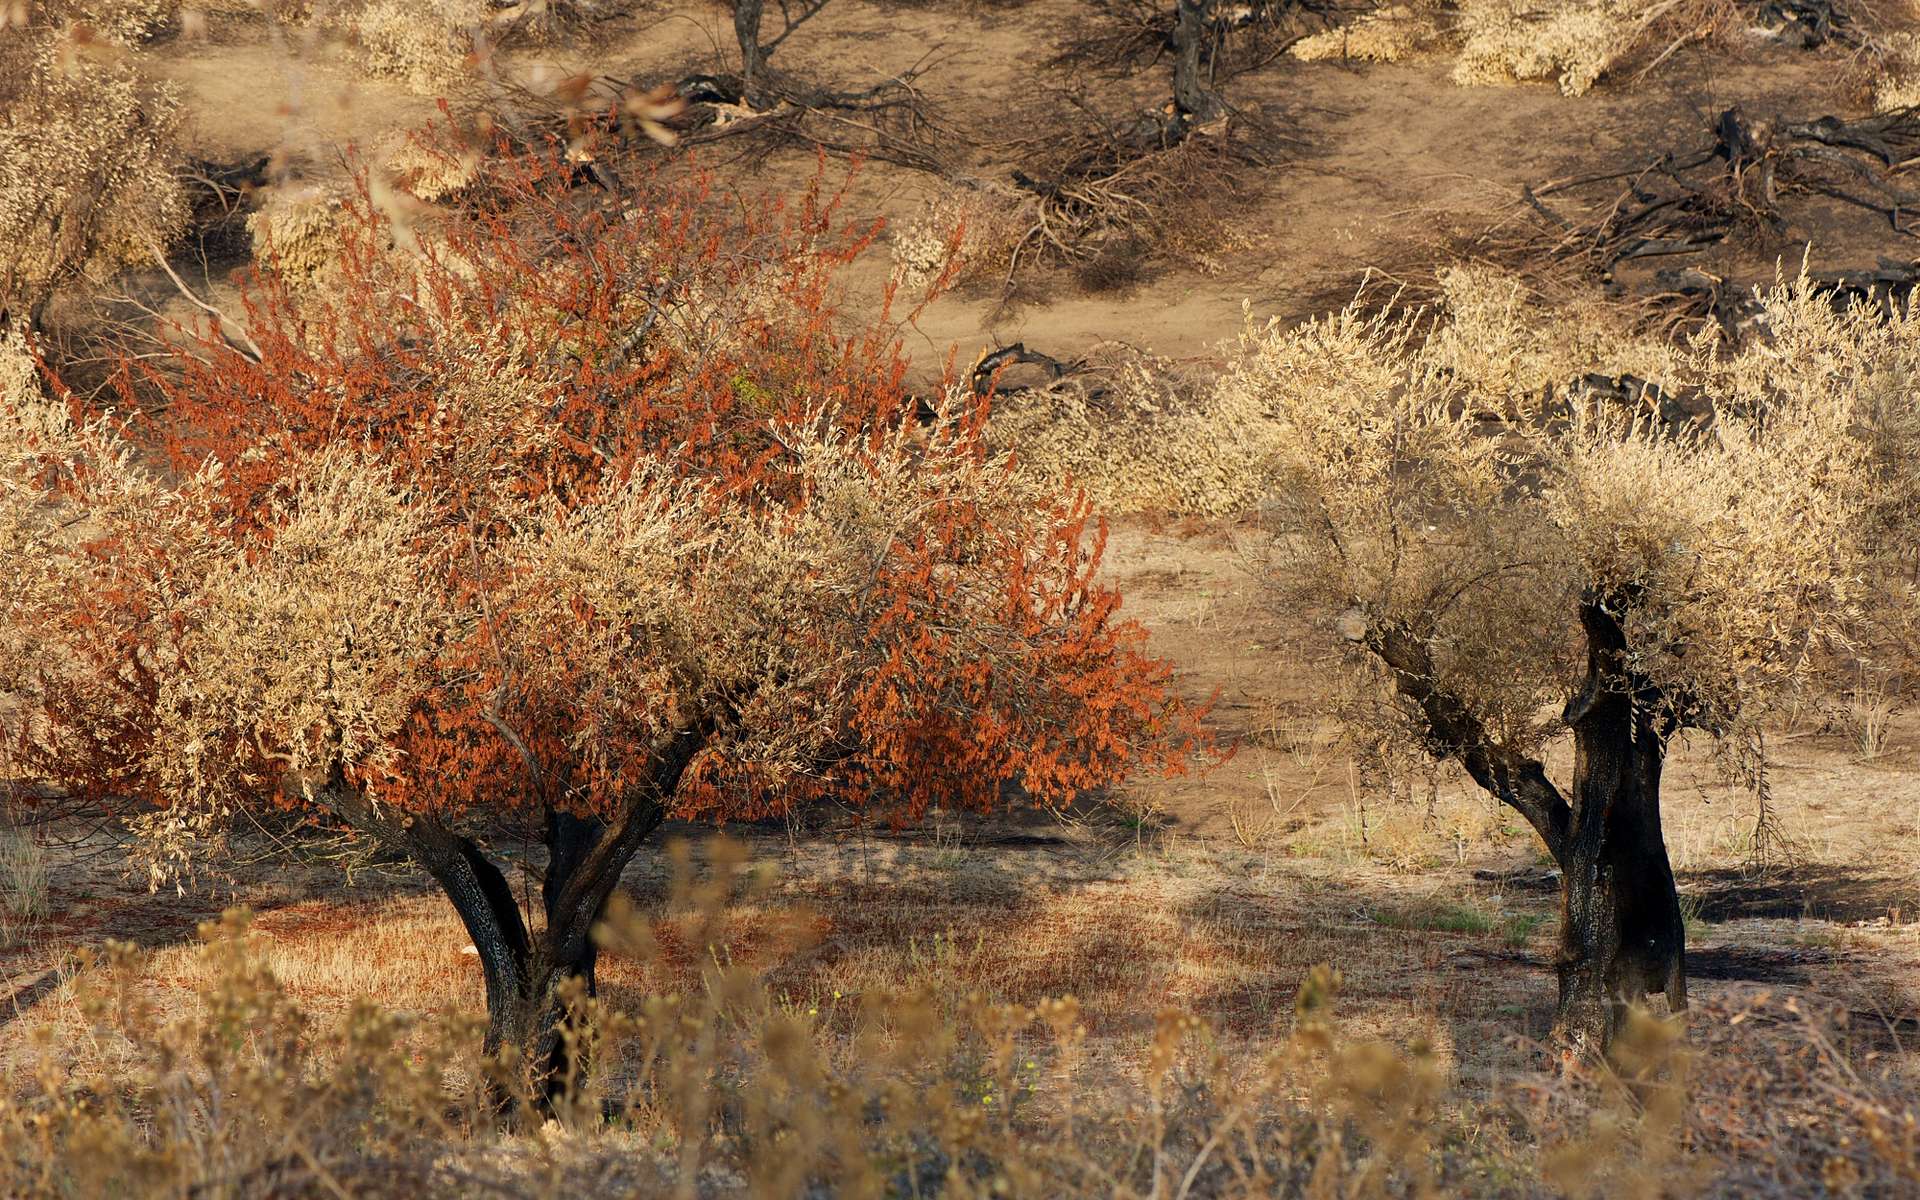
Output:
[1, 831, 1915, 1197]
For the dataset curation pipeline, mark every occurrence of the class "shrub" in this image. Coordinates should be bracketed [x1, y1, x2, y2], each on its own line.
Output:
[0, 29, 188, 325]
[323, 0, 485, 93]
[1290, 3, 1441, 63]
[1292, 1, 1745, 97]
[889, 183, 1030, 295]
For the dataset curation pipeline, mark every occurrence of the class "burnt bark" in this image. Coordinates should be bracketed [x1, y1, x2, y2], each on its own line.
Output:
[327, 725, 703, 1110]
[1170, 0, 1223, 134]
[1554, 599, 1687, 1048]
[1364, 600, 1687, 1051]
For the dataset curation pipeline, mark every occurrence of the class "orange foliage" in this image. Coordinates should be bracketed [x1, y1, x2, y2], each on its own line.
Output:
[31, 126, 1211, 835]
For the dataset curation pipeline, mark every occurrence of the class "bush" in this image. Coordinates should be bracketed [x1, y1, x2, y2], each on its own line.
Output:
[0, 29, 188, 324]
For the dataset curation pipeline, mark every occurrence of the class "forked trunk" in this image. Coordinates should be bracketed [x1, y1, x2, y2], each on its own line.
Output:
[1363, 601, 1689, 1056]
[1555, 602, 1687, 1049]
[337, 785, 677, 1112]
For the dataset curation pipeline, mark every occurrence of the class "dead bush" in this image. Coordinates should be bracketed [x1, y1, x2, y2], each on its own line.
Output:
[888, 181, 1031, 295]
[0, 29, 188, 327]
[323, 0, 483, 93]
[1006, 109, 1267, 276]
[1294, 1, 1860, 96]
[1051, 0, 1338, 80]
[1074, 234, 1155, 292]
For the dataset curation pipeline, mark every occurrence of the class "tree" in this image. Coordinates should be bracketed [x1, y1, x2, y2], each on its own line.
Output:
[2, 132, 1209, 1103]
[1234, 270, 1911, 1049]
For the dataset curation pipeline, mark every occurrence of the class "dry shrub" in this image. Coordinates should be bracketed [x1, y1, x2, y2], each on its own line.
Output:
[1450, 0, 1645, 96]
[1328, 787, 1525, 870]
[1290, 2, 1443, 62]
[322, 0, 630, 91]
[1870, 29, 1920, 110]
[245, 131, 476, 290]
[984, 342, 1265, 516]
[0, 317, 36, 401]
[21, 0, 278, 42]
[1292, 1, 1806, 96]
[1074, 235, 1154, 293]
[1010, 119, 1264, 275]
[991, 268, 1673, 521]
[1420, 264, 1683, 402]
[0, 31, 188, 323]
[244, 180, 350, 287]
[888, 182, 1030, 294]
[7, 849, 1908, 1197]
[375, 126, 482, 202]
[29, 0, 177, 41]
[324, 0, 485, 93]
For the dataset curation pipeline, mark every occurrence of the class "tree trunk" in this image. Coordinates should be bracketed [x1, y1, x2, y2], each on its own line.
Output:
[735, 0, 766, 100]
[329, 722, 704, 1111]
[1554, 600, 1688, 1050]
[1362, 606, 1686, 1055]
[425, 800, 663, 1110]
[1169, 0, 1222, 134]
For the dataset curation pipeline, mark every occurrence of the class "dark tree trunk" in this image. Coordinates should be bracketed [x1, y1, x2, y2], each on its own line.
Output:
[1554, 600, 1687, 1049]
[1363, 602, 1687, 1054]
[1169, 0, 1222, 134]
[329, 726, 703, 1111]
[735, 0, 766, 99]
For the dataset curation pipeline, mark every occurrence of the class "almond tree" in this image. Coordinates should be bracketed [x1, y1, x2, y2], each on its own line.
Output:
[1233, 279, 1910, 1048]
[1, 135, 1209, 1100]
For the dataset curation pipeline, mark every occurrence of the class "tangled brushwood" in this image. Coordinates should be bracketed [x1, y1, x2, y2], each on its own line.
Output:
[1006, 116, 1266, 276]
[1507, 103, 1920, 336]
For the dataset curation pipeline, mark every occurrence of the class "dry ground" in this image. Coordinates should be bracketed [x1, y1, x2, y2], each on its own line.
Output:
[7, 0, 1920, 1191]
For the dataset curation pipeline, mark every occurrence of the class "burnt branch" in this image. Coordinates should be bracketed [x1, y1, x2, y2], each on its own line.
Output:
[1356, 619, 1572, 862]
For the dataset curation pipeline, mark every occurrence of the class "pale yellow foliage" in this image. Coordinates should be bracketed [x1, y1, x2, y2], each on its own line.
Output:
[377, 129, 481, 203]
[1290, 4, 1440, 63]
[1000, 266, 1906, 756]
[986, 344, 1268, 517]
[1, 358, 231, 891]
[158, 453, 453, 822]
[0, 317, 35, 405]
[27, 0, 279, 42]
[327, 0, 485, 93]
[246, 181, 350, 287]
[1235, 269, 1898, 759]
[1451, 0, 1640, 97]
[1871, 32, 1920, 113]
[1293, 0, 1668, 97]
[1423, 265, 1683, 404]
[34, 0, 175, 41]
[0, 35, 188, 315]
[889, 184, 1029, 294]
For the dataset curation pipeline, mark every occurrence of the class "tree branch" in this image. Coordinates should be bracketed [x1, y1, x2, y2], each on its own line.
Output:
[1359, 619, 1572, 862]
